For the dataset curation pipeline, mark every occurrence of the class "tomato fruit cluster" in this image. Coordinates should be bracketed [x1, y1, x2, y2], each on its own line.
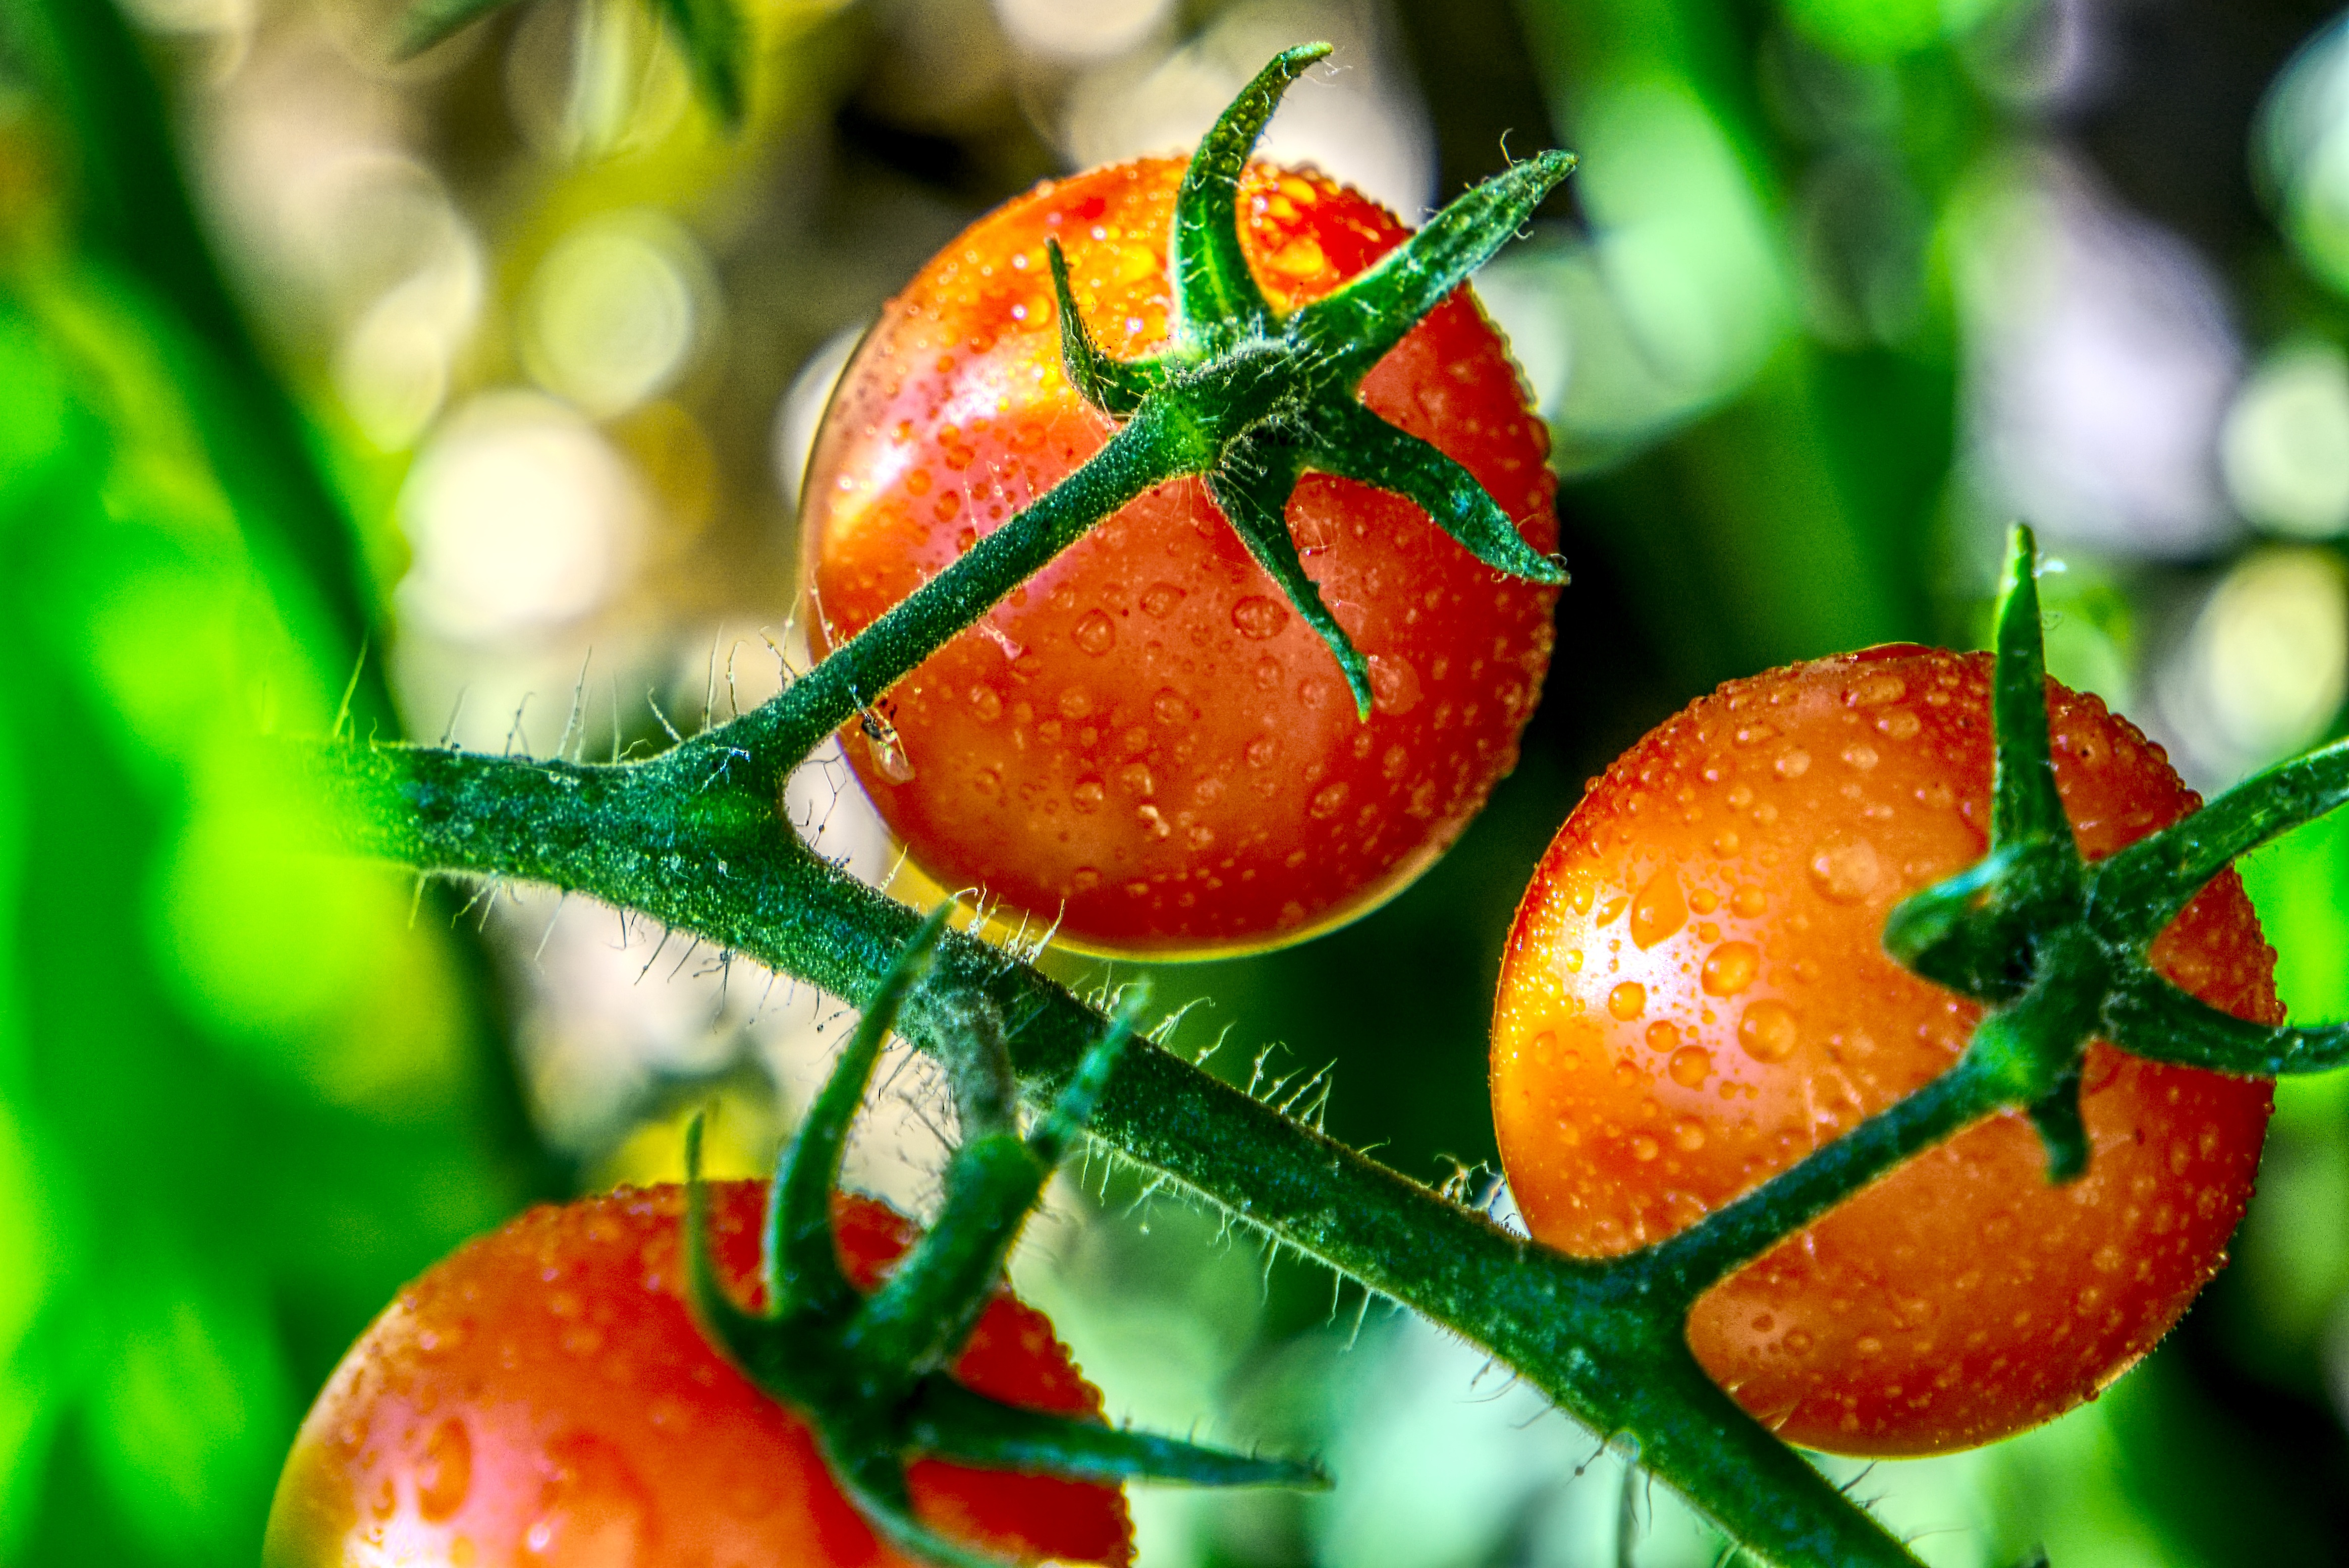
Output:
[264, 1184, 1130, 1567]
[802, 156, 1558, 957]
[1491, 645, 2279, 1454]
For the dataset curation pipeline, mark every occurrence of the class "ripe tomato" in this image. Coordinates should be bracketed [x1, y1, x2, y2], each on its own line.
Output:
[1490, 645, 2279, 1455]
[801, 157, 1558, 956]
[263, 1184, 1130, 1566]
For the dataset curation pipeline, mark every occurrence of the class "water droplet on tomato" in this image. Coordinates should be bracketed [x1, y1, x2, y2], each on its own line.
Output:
[1367, 653, 1421, 714]
[1669, 1045, 1714, 1088]
[520, 1436, 650, 1564]
[1646, 1019, 1680, 1052]
[1774, 748, 1811, 778]
[1808, 837, 1881, 903]
[1232, 596, 1289, 640]
[1244, 735, 1276, 767]
[1738, 1000, 1797, 1062]
[1310, 782, 1349, 818]
[1072, 609, 1116, 655]
[1607, 982, 1646, 1021]
[1072, 777, 1106, 812]
[1842, 742, 1879, 770]
[968, 685, 1002, 721]
[1875, 709, 1922, 741]
[1629, 1133, 1661, 1162]
[416, 1419, 473, 1522]
[1630, 867, 1688, 949]
[1730, 884, 1766, 918]
[1140, 582, 1184, 617]
[1672, 1117, 1707, 1151]
[1701, 942, 1760, 996]
[1851, 674, 1906, 706]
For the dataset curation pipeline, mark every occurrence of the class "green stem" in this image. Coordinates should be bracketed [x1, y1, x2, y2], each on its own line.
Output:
[305, 736, 1926, 1567]
[714, 409, 1188, 793]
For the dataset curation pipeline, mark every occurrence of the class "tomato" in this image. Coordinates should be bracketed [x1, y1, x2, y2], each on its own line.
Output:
[801, 157, 1558, 956]
[263, 1184, 1131, 1566]
[1490, 645, 2279, 1455]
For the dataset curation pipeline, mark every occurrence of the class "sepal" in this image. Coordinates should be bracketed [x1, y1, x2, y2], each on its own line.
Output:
[1292, 150, 1576, 387]
[902, 1375, 1330, 1489]
[1168, 44, 1331, 343]
[1046, 240, 1163, 418]
[1301, 398, 1566, 586]
[1207, 452, 1375, 717]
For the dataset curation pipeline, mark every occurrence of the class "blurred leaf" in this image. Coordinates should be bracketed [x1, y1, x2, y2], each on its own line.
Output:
[392, 0, 524, 59]
[649, 0, 749, 127]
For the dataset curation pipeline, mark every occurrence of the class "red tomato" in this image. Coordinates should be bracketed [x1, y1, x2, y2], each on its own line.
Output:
[1490, 646, 2278, 1455]
[801, 158, 1558, 956]
[263, 1184, 1131, 1566]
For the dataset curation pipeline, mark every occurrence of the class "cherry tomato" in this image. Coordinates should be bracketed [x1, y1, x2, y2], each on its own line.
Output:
[802, 157, 1558, 956]
[1490, 646, 2278, 1455]
[263, 1184, 1131, 1566]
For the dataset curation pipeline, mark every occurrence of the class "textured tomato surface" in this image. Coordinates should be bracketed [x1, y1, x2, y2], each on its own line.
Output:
[802, 157, 1558, 956]
[1490, 646, 2278, 1455]
[263, 1185, 1131, 1566]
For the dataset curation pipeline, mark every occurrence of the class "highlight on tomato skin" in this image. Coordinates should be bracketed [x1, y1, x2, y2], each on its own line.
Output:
[262, 1184, 1132, 1568]
[801, 156, 1559, 960]
[1489, 645, 2280, 1457]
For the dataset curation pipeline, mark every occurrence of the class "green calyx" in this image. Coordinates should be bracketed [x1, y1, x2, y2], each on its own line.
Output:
[1881, 524, 2349, 1182]
[684, 909, 1326, 1568]
[1041, 42, 1574, 719]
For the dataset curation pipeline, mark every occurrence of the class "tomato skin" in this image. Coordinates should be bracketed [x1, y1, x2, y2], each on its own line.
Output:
[263, 1185, 1131, 1567]
[1490, 646, 2278, 1455]
[802, 158, 1558, 957]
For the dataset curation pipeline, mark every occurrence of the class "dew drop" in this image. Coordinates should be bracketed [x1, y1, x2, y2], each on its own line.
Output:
[1630, 867, 1688, 949]
[1071, 777, 1106, 813]
[1774, 748, 1811, 778]
[1141, 582, 1184, 617]
[1367, 653, 1422, 715]
[967, 685, 1003, 721]
[1808, 837, 1882, 903]
[415, 1419, 472, 1523]
[1310, 782, 1350, 818]
[1701, 941, 1761, 996]
[1607, 982, 1647, 1021]
[1072, 609, 1116, 655]
[1629, 1133, 1661, 1162]
[1876, 709, 1922, 741]
[1669, 1045, 1714, 1089]
[1783, 1329, 1815, 1354]
[520, 1437, 650, 1564]
[1152, 687, 1193, 726]
[1852, 674, 1906, 706]
[1672, 1117, 1707, 1152]
[1245, 735, 1276, 767]
[1231, 596, 1289, 640]
[1738, 1001, 1799, 1062]
[1561, 948, 1583, 974]
[1842, 742, 1878, 770]
[1730, 884, 1766, 918]
[1646, 1020, 1681, 1052]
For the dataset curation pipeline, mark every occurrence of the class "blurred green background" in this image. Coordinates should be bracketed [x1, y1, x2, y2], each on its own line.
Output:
[6, 0, 2349, 1562]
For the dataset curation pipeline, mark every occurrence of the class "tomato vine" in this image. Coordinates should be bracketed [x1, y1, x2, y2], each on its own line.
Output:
[39, 0, 2349, 1556]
